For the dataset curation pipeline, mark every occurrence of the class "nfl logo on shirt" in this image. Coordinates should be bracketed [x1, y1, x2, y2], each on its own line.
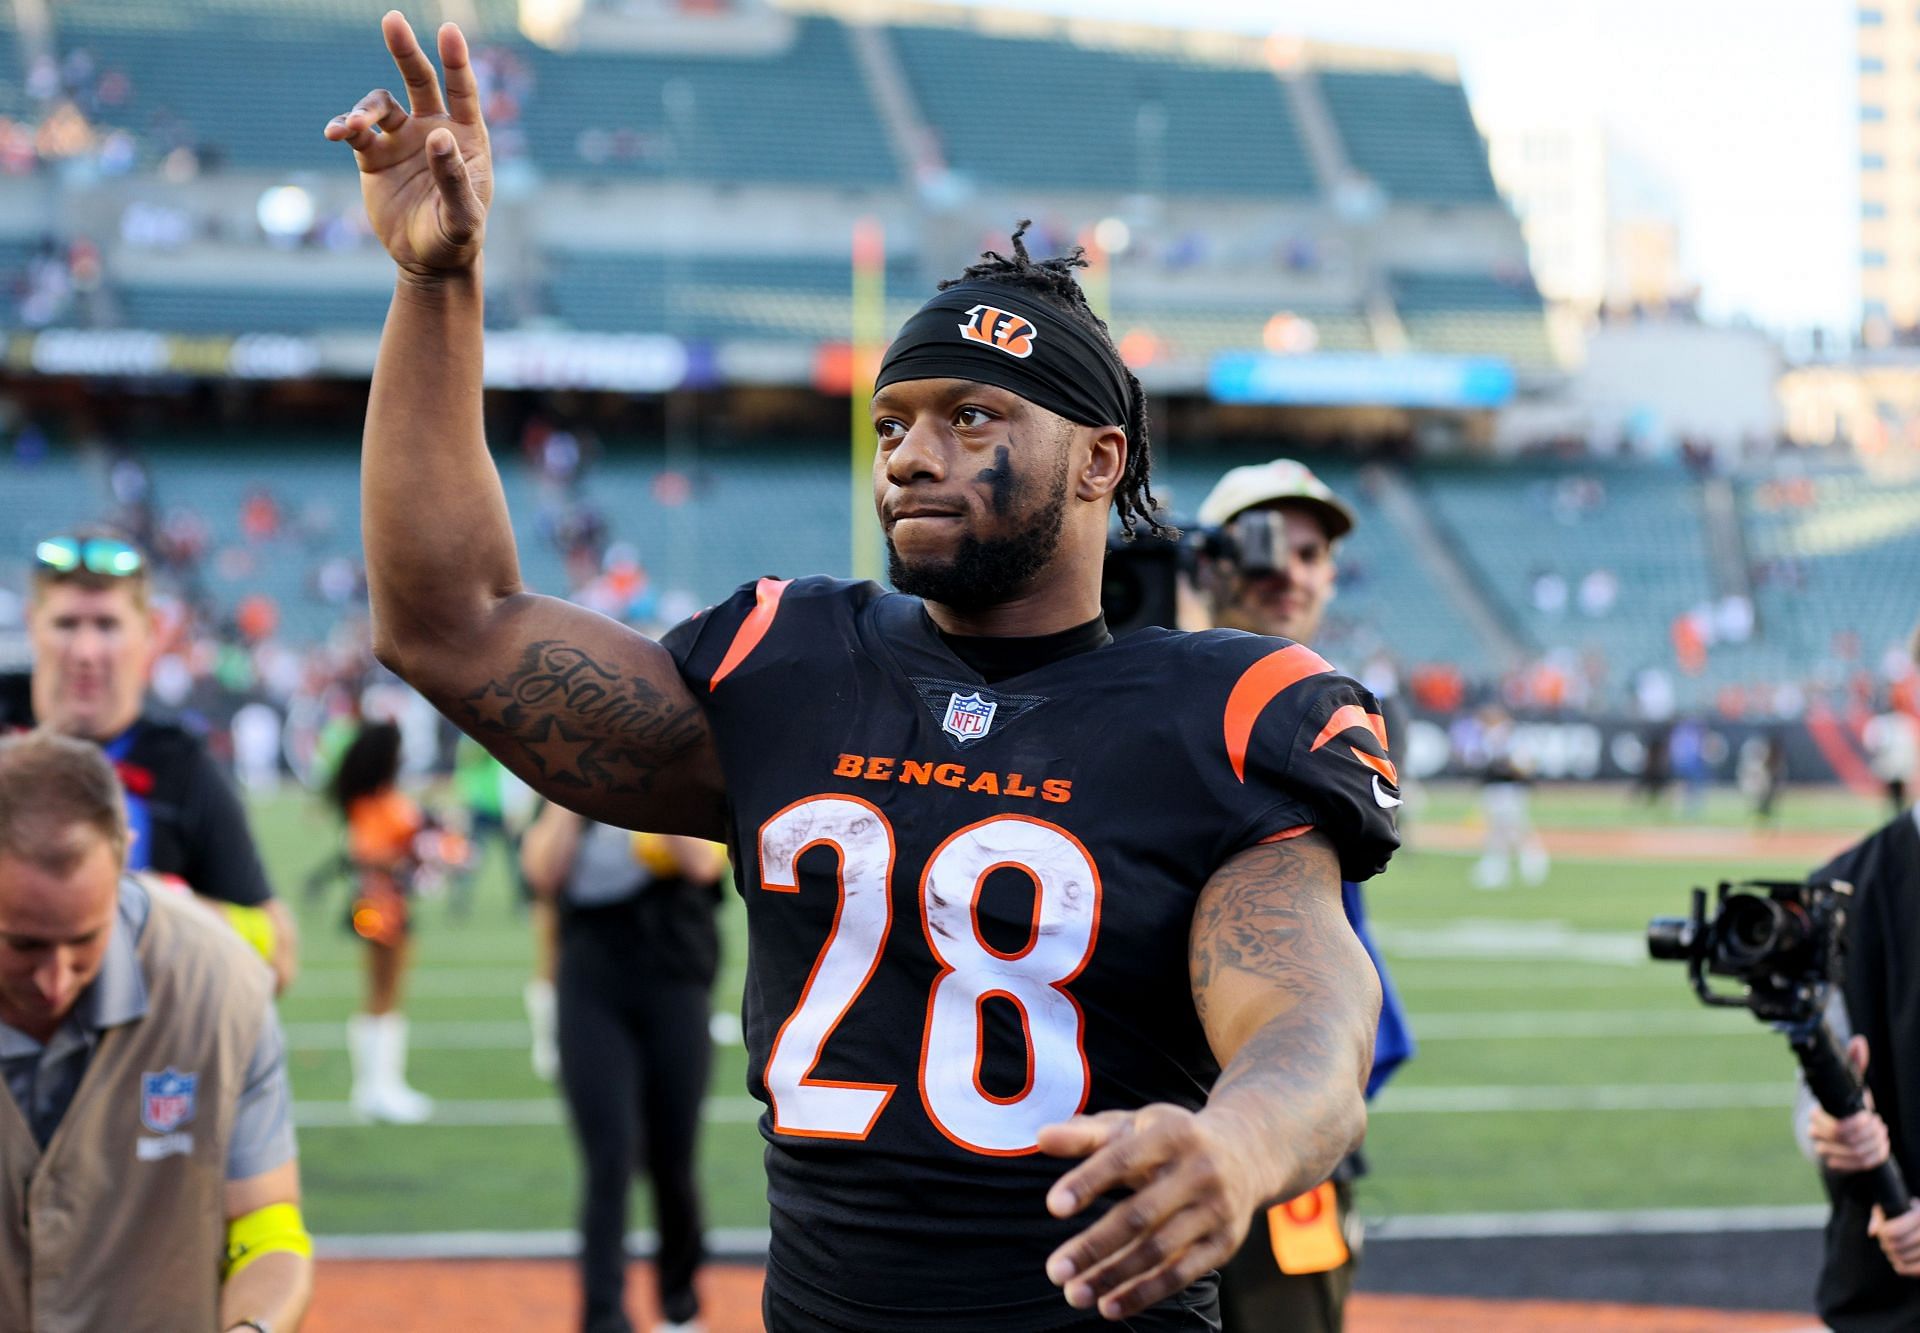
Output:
[141, 1068, 197, 1134]
[942, 691, 997, 742]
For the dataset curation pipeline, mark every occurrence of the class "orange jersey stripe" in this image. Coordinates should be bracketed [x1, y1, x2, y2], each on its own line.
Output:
[1309, 704, 1388, 754]
[709, 577, 793, 690]
[1350, 747, 1398, 785]
[1223, 643, 1333, 783]
[1258, 824, 1316, 844]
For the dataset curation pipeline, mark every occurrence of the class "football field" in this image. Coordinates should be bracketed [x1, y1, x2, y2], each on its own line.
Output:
[259, 782, 1878, 1241]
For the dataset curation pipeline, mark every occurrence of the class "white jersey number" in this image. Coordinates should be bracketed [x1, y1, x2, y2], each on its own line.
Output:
[757, 799, 1102, 1155]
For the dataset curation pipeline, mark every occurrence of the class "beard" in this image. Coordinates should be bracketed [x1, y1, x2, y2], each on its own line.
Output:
[886, 461, 1069, 614]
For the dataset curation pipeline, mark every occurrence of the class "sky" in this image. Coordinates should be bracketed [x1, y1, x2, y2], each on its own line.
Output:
[953, 0, 1859, 335]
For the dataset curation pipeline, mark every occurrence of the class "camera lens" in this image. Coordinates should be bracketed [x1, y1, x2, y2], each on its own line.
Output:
[1715, 895, 1804, 971]
[1647, 917, 1695, 961]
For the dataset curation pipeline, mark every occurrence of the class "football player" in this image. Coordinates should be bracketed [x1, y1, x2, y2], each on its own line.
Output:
[329, 16, 1399, 1329]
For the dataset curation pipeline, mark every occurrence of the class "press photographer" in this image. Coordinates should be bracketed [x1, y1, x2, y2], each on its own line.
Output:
[1803, 803, 1920, 1329]
[1649, 859, 1920, 1329]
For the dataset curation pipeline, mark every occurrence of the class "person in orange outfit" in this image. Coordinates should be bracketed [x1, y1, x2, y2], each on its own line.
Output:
[329, 721, 434, 1124]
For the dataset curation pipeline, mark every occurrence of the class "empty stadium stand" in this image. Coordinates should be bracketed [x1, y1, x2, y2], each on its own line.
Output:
[1316, 69, 1500, 203]
[48, 2, 414, 171]
[1418, 462, 1717, 678]
[510, 17, 898, 185]
[1390, 270, 1555, 368]
[544, 252, 923, 341]
[1740, 468, 1920, 668]
[886, 24, 1318, 197]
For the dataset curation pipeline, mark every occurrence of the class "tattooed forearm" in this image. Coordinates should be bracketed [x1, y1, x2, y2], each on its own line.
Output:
[1190, 832, 1379, 1203]
[439, 639, 717, 826]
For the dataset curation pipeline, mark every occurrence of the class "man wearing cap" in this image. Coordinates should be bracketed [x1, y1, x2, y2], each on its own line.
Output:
[0, 730, 311, 1332]
[330, 18, 1402, 1328]
[1191, 460, 1416, 1333]
[0, 531, 298, 994]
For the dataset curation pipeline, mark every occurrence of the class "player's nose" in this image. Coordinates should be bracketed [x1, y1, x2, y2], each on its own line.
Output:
[884, 419, 948, 486]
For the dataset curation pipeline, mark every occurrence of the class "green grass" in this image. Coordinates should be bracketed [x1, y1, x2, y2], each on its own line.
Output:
[259, 783, 1878, 1234]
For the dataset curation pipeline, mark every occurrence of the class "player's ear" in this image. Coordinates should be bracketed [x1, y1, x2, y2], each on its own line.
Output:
[1076, 425, 1126, 503]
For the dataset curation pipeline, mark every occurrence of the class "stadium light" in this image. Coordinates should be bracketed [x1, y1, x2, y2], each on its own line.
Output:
[256, 185, 316, 244]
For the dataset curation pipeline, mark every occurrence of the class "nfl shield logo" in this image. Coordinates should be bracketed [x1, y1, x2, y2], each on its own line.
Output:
[141, 1068, 197, 1134]
[942, 691, 997, 742]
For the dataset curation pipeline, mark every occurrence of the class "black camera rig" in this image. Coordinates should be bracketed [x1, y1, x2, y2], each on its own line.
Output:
[1649, 880, 1910, 1216]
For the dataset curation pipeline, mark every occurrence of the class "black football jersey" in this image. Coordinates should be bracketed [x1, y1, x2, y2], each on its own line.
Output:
[662, 577, 1399, 1331]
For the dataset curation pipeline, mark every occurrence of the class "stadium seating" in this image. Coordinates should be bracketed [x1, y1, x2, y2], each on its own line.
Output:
[1317, 70, 1500, 203]
[50, 4, 412, 171]
[1417, 462, 1716, 680]
[0, 18, 22, 119]
[1108, 305, 1375, 358]
[115, 285, 394, 335]
[1390, 270, 1555, 368]
[886, 25, 1317, 197]
[1739, 468, 1920, 668]
[543, 251, 924, 341]
[509, 18, 897, 185]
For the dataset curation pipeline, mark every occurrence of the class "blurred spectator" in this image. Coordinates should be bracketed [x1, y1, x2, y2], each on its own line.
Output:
[1472, 707, 1548, 889]
[1578, 568, 1618, 618]
[1530, 569, 1568, 617]
[1736, 731, 1788, 827]
[1863, 704, 1919, 816]
[240, 489, 281, 543]
[1669, 717, 1711, 817]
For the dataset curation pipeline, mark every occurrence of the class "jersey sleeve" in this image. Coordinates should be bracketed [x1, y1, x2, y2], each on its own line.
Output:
[659, 577, 784, 702]
[1208, 639, 1402, 882]
[175, 741, 276, 906]
[660, 575, 879, 709]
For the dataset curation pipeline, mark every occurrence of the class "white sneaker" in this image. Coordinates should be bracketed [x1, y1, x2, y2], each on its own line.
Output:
[348, 1012, 436, 1123]
[358, 1081, 435, 1125]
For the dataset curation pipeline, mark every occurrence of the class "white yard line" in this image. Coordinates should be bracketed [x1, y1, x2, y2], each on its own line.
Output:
[292, 1081, 1792, 1129]
[316, 1227, 772, 1260]
[1408, 1010, 1765, 1040]
[1373, 1082, 1792, 1113]
[313, 1206, 1828, 1260]
[287, 1009, 1758, 1050]
[293, 1096, 764, 1128]
[1366, 1204, 1828, 1239]
[289, 967, 533, 999]
[285, 1012, 746, 1050]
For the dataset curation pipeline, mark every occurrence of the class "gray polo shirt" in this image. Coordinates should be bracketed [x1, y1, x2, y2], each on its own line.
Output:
[0, 877, 295, 1180]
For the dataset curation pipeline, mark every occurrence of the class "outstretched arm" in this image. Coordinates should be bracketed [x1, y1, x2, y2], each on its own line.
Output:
[1037, 831, 1377, 1321]
[1190, 830, 1377, 1195]
[327, 14, 722, 834]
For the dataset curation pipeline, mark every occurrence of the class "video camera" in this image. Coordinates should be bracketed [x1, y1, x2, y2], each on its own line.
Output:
[1101, 511, 1285, 637]
[1649, 880, 1910, 1215]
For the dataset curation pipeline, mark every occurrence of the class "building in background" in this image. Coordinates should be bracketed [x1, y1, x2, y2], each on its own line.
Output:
[1484, 117, 1694, 364]
[1859, 1, 1920, 345]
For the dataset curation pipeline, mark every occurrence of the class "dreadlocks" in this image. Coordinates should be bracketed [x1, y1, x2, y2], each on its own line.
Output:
[938, 222, 1169, 539]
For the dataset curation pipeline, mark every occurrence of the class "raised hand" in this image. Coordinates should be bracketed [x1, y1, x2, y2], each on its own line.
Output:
[324, 11, 491, 278]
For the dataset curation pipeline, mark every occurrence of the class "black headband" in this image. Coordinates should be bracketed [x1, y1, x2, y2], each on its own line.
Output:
[874, 281, 1132, 430]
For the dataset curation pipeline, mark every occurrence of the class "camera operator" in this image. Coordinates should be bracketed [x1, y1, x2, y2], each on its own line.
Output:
[1797, 785, 1920, 1329]
[1185, 459, 1415, 1333]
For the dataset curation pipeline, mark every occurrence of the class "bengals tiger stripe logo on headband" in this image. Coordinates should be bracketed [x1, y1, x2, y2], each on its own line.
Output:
[958, 305, 1037, 359]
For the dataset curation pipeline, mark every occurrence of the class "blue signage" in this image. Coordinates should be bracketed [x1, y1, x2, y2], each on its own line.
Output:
[1208, 352, 1517, 409]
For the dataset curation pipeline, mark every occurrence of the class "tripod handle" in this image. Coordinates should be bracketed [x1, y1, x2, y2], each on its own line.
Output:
[1792, 1021, 1912, 1217]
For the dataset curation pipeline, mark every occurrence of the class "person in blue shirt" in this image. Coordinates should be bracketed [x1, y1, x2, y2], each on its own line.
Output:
[1188, 460, 1416, 1333]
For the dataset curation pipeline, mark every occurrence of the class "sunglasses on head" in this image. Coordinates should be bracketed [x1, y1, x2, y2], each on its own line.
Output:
[33, 536, 145, 578]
